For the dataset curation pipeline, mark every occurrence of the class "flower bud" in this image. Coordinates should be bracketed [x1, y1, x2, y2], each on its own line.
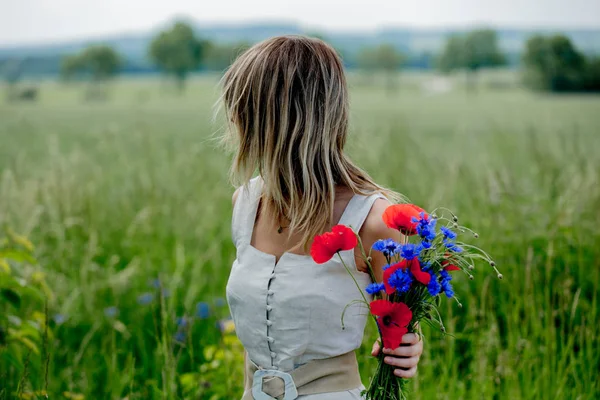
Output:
[468, 265, 474, 271]
[453, 223, 458, 228]
[497, 274, 503, 280]
[440, 326, 446, 333]
[432, 213, 438, 219]
[490, 261, 496, 267]
[469, 275, 474, 280]
[452, 216, 458, 222]
[473, 233, 479, 238]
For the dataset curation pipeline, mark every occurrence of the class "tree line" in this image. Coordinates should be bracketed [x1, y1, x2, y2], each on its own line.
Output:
[3, 21, 600, 95]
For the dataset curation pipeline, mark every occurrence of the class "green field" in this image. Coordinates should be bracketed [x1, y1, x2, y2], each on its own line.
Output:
[1, 73, 599, 399]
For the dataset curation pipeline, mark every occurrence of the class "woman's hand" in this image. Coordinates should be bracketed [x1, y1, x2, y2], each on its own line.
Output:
[371, 333, 423, 378]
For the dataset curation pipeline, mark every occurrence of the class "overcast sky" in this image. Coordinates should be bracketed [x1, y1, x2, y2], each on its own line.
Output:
[1, 0, 599, 46]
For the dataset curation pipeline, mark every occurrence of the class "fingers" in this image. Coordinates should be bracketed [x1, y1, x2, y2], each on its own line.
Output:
[401, 333, 420, 345]
[383, 355, 419, 369]
[371, 339, 381, 356]
[394, 366, 418, 378]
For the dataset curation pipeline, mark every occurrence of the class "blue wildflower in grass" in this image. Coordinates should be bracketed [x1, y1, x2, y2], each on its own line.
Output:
[440, 226, 457, 240]
[161, 288, 171, 298]
[443, 239, 463, 253]
[365, 283, 385, 295]
[196, 302, 210, 319]
[439, 270, 454, 298]
[149, 278, 161, 289]
[53, 314, 66, 325]
[413, 212, 437, 241]
[372, 239, 402, 258]
[104, 306, 119, 318]
[174, 331, 186, 344]
[426, 272, 442, 296]
[388, 268, 413, 294]
[400, 243, 422, 260]
[137, 293, 154, 305]
[176, 316, 188, 328]
[214, 298, 226, 307]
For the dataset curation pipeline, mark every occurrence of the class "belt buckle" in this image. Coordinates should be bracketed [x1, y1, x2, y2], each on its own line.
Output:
[252, 369, 299, 400]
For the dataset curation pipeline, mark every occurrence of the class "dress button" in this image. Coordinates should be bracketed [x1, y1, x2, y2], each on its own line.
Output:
[267, 290, 275, 296]
[267, 336, 275, 343]
[270, 352, 277, 358]
[266, 305, 273, 311]
[266, 320, 273, 326]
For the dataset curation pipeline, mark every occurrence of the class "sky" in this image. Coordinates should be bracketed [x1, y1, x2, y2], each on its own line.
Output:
[1, 0, 599, 46]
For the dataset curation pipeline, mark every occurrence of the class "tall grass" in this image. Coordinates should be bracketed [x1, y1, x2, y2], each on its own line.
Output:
[0, 75, 599, 399]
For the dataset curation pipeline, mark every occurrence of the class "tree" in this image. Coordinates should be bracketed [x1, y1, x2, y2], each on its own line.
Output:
[60, 54, 88, 81]
[203, 41, 250, 72]
[81, 45, 121, 81]
[149, 21, 205, 91]
[522, 35, 586, 92]
[438, 29, 506, 90]
[357, 44, 404, 93]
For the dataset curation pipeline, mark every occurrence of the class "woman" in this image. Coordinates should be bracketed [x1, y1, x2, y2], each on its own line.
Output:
[221, 36, 423, 399]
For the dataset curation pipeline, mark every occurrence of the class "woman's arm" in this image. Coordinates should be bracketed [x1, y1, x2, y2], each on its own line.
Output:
[357, 198, 423, 378]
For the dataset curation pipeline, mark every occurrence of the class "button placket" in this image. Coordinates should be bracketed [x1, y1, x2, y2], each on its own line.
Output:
[266, 263, 278, 365]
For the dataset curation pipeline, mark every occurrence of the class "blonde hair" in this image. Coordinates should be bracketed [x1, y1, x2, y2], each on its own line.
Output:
[219, 35, 398, 249]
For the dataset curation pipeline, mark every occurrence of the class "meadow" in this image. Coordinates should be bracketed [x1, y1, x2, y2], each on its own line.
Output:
[0, 72, 599, 399]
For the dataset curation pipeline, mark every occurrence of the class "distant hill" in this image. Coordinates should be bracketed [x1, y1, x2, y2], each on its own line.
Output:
[1, 22, 599, 76]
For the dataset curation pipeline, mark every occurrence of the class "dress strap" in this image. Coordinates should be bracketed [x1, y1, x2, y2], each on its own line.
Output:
[231, 176, 262, 247]
[338, 192, 388, 233]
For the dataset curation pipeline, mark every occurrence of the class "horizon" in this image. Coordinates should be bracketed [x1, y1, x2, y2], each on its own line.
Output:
[1, 17, 599, 50]
[2, 0, 599, 47]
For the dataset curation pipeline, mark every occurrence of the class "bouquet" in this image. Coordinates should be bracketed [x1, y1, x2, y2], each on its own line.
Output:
[310, 203, 501, 400]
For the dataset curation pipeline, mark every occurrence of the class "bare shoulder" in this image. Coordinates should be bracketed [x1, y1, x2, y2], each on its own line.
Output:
[232, 187, 241, 206]
[360, 198, 403, 250]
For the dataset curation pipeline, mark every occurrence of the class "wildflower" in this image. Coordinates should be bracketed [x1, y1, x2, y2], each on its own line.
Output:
[217, 318, 236, 335]
[161, 288, 171, 298]
[400, 243, 422, 260]
[137, 293, 154, 305]
[310, 225, 357, 264]
[104, 307, 119, 318]
[443, 239, 463, 253]
[149, 278, 161, 289]
[442, 255, 461, 271]
[413, 212, 437, 241]
[53, 314, 66, 325]
[196, 302, 210, 319]
[370, 300, 412, 349]
[440, 226, 457, 240]
[176, 316, 188, 328]
[383, 259, 430, 294]
[382, 204, 428, 235]
[372, 239, 402, 258]
[174, 331, 186, 344]
[214, 298, 226, 307]
[365, 282, 386, 295]
[426, 272, 441, 296]
[388, 268, 413, 294]
[439, 270, 454, 298]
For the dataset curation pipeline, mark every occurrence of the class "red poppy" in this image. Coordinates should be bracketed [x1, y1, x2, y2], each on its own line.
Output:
[382, 204, 428, 235]
[370, 300, 413, 349]
[442, 253, 461, 271]
[310, 225, 358, 264]
[383, 258, 431, 294]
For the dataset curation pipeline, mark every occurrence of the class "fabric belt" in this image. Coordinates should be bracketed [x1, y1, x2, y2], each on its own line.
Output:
[242, 351, 362, 400]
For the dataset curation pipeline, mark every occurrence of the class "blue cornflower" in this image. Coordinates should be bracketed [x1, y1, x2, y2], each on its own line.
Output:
[365, 282, 385, 295]
[388, 268, 413, 294]
[440, 226, 457, 240]
[439, 270, 454, 298]
[161, 288, 171, 298]
[413, 212, 437, 241]
[176, 316, 188, 328]
[104, 306, 119, 318]
[174, 331, 186, 344]
[426, 272, 441, 296]
[421, 240, 432, 250]
[137, 293, 154, 305]
[196, 302, 210, 319]
[149, 278, 161, 289]
[400, 243, 422, 261]
[372, 239, 402, 258]
[444, 239, 463, 253]
[214, 298, 226, 307]
[53, 314, 66, 325]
